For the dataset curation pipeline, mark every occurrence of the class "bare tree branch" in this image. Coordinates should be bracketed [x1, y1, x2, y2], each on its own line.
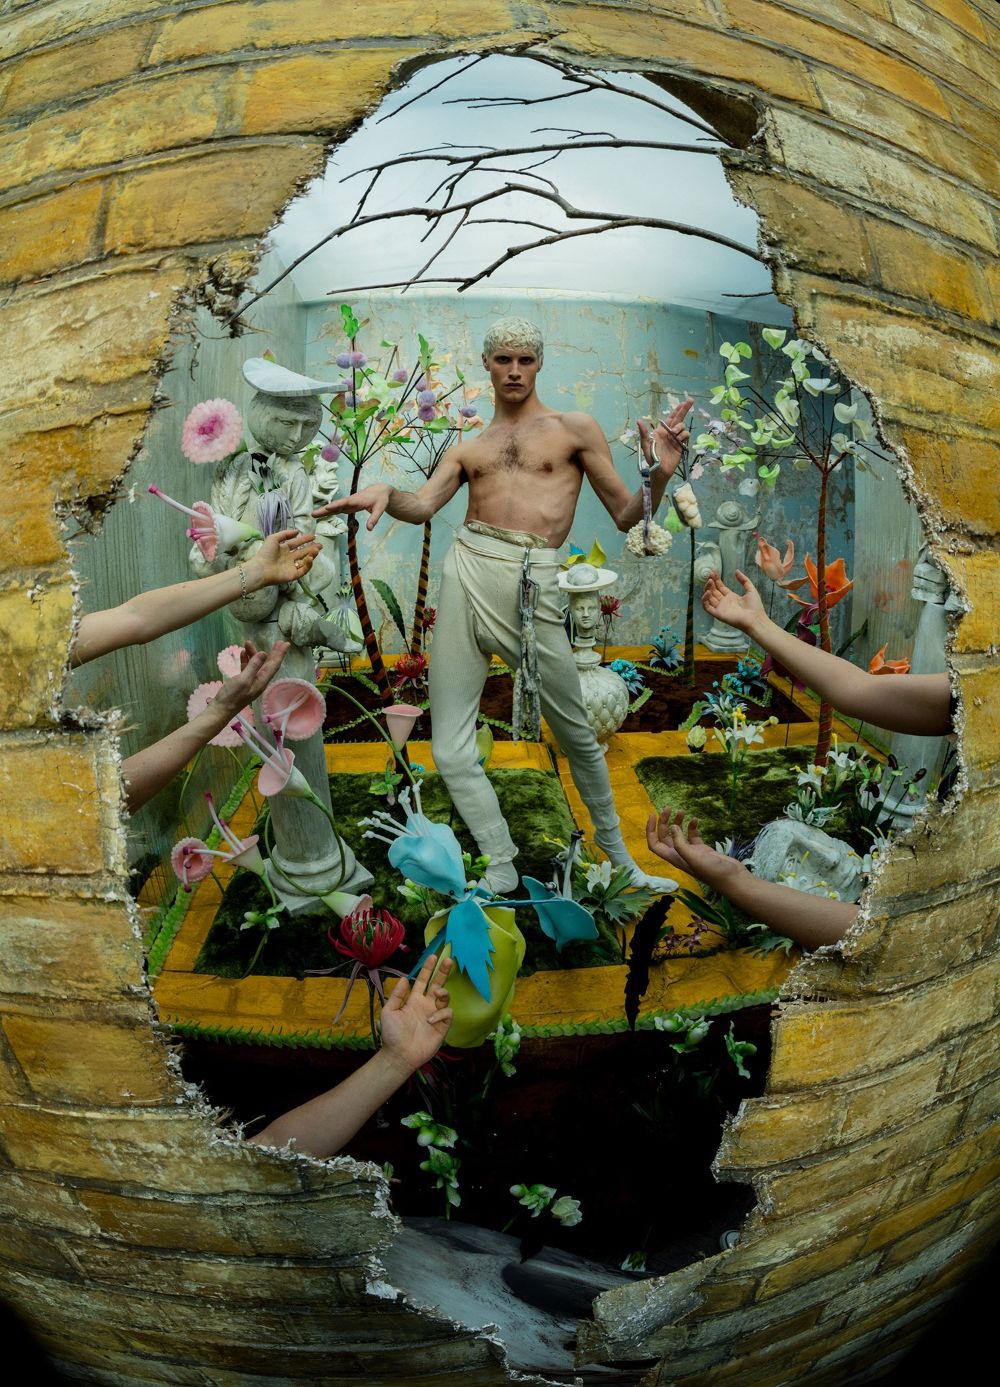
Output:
[534, 125, 617, 140]
[439, 54, 724, 142]
[225, 55, 757, 325]
[410, 207, 471, 284]
[376, 52, 489, 124]
[341, 137, 724, 188]
[445, 216, 756, 295]
[230, 178, 762, 322]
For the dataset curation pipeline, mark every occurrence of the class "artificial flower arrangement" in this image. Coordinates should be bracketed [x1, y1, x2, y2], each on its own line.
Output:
[312, 306, 485, 691]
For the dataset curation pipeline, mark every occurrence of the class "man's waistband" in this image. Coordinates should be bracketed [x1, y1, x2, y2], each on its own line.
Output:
[456, 523, 561, 565]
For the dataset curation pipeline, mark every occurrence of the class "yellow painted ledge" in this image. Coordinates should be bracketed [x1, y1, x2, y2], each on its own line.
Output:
[152, 700, 801, 1043]
[148, 650, 873, 1042]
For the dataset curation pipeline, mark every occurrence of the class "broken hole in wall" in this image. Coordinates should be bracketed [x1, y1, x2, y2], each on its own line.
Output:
[63, 49, 960, 1379]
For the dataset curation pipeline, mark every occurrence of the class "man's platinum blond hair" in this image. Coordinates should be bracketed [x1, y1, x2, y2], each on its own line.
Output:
[482, 316, 544, 364]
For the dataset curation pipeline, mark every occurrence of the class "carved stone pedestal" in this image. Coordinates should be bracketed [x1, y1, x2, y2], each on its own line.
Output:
[576, 652, 630, 749]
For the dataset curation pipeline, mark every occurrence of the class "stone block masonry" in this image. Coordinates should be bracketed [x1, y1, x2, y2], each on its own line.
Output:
[0, 2, 998, 1384]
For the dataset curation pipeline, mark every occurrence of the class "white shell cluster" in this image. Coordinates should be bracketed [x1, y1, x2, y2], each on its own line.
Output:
[626, 519, 673, 556]
[672, 481, 703, 528]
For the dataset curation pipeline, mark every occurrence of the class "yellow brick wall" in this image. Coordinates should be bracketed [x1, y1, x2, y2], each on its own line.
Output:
[0, 2, 997, 1383]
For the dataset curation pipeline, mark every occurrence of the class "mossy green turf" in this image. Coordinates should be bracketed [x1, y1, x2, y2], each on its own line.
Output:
[193, 768, 604, 979]
[635, 747, 814, 846]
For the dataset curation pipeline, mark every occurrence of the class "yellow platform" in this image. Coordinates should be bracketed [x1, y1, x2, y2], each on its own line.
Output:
[152, 650, 864, 1044]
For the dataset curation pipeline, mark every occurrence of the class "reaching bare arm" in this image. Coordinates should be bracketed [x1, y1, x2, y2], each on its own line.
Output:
[312, 452, 466, 532]
[647, 808, 856, 950]
[575, 398, 692, 532]
[703, 570, 952, 737]
[120, 642, 288, 814]
[72, 531, 320, 667]
[249, 956, 453, 1159]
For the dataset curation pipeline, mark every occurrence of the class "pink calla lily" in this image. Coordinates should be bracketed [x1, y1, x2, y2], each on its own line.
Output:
[384, 703, 422, 746]
[204, 793, 265, 874]
[187, 680, 253, 748]
[170, 838, 216, 891]
[170, 797, 266, 892]
[148, 485, 261, 561]
[232, 716, 312, 798]
[322, 890, 374, 919]
[217, 644, 244, 677]
[262, 677, 326, 742]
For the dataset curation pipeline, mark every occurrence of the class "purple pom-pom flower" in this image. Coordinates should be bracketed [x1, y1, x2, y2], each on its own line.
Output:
[459, 404, 478, 418]
[321, 443, 340, 462]
[418, 403, 436, 422]
[350, 351, 367, 367]
[335, 352, 352, 369]
[417, 389, 436, 405]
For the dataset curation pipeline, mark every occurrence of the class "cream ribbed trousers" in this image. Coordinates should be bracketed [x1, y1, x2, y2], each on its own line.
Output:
[429, 526, 623, 868]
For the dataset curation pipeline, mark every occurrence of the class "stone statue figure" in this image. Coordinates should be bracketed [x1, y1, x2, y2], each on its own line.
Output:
[200, 357, 354, 650]
[701, 498, 762, 652]
[888, 545, 962, 827]
[750, 818, 864, 903]
[190, 357, 372, 908]
[557, 563, 629, 747]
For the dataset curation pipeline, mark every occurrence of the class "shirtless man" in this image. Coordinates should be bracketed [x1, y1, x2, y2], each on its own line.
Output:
[315, 317, 692, 891]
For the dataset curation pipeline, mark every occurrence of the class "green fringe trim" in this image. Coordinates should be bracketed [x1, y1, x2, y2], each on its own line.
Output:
[628, 686, 653, 714]
[519, 988, 779, 1039]
[165, 988, 778, 1050]
[164, 1017, 375, 1051]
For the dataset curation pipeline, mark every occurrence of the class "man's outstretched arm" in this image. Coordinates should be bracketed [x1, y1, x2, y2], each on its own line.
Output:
[703, 570, 952, 736]
[647, 808, 857, 950]
[577, 398, 693, 532]
[313, 453, 466, 532]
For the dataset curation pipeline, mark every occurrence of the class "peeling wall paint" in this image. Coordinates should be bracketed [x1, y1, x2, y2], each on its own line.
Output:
[305, 287, 859, 652]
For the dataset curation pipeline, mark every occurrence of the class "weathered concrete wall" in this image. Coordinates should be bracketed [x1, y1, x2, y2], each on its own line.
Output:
[0, 2, 997, 1384]
[66, 248, 308, 872]
[305, 288, 856, 653]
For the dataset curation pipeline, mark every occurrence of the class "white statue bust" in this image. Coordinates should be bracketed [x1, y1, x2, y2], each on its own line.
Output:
[750, 818, 864, 902]
[557, 562, 617, 652]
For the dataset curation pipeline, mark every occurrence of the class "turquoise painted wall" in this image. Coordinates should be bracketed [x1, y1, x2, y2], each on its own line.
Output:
[304, 288, 856, 652]
[67, 251, 307, 879]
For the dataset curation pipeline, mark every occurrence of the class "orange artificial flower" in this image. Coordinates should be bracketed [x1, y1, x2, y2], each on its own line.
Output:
[754, 534, 795, 582]
[868, 645, 911, 675]
[783, 554, 853, 609]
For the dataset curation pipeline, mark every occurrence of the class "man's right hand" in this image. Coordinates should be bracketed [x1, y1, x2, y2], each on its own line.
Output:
[702, 568, 766, 635]
[312, 484, 392, 532]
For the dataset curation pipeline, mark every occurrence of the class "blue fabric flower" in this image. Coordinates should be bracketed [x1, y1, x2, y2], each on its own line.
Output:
[520, 877, 599, 951]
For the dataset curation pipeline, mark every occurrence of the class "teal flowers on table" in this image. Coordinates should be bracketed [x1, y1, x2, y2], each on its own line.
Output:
[609, 658, 645, 695]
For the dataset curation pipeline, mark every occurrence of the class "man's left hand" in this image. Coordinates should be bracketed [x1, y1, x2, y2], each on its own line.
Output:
[637, 396, 693, 479]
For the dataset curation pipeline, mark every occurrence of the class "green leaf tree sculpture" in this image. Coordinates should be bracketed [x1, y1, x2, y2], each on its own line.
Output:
[323, 308, 481, 698]
[694, 329, 877, 762]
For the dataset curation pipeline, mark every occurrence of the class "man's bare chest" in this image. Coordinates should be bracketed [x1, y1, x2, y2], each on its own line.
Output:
[463, 427, 579, 482]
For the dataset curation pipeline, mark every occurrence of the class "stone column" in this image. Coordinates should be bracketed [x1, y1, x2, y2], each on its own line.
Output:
[887, 553, 959, 828]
